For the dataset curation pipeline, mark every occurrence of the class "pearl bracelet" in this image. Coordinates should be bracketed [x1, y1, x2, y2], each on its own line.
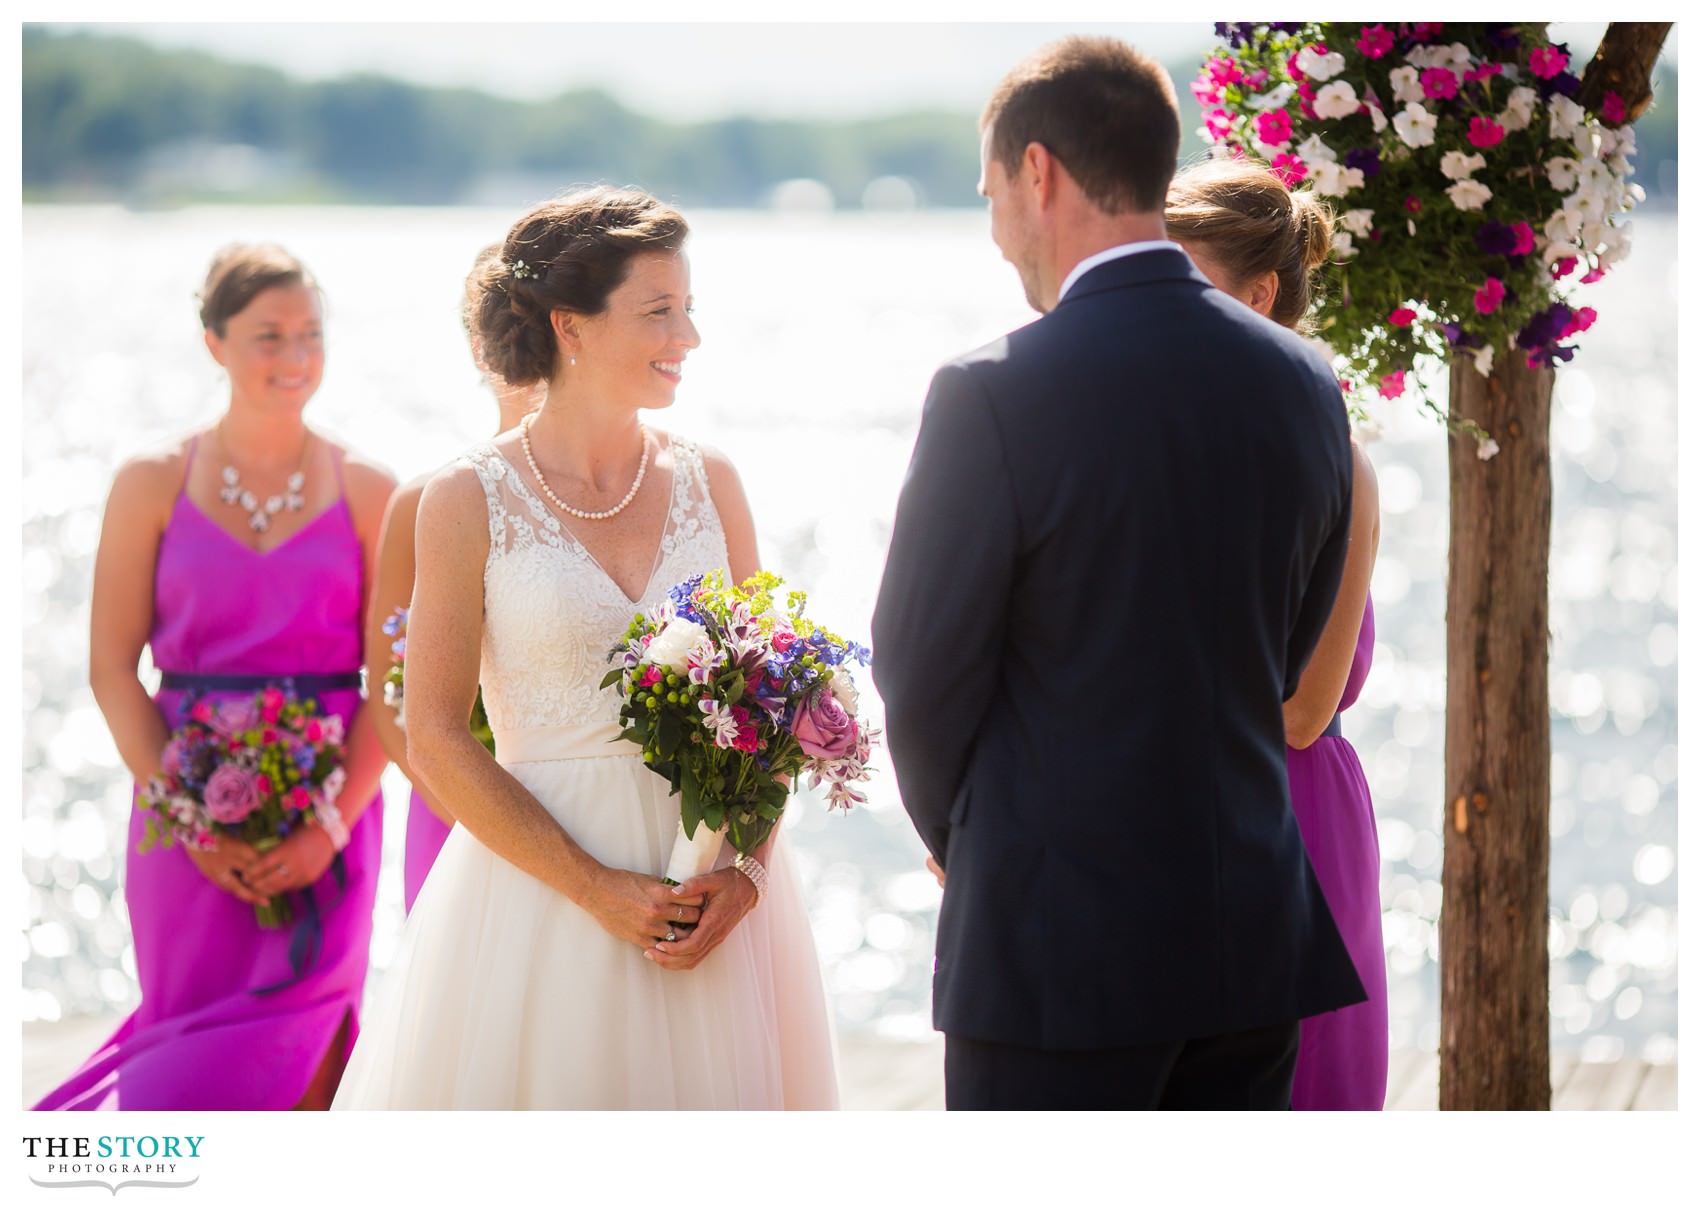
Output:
[733, 853, 768, 902]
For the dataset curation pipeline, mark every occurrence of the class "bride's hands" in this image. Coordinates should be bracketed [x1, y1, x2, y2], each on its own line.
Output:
[582, 866, 707, 951]
[645, 867, 758, 971]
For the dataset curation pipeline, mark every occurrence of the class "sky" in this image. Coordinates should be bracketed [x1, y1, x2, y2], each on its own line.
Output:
[35, 12, 1629, 125]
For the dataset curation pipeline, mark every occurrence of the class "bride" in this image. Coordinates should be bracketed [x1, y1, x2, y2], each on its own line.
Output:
[333, 188, 838, 1109]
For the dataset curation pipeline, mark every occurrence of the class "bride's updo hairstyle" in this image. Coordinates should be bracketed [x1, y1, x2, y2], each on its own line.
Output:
[476, 187, 689, 386]
[197, 243, 316, 337]
[1165, 158, 1334, 333]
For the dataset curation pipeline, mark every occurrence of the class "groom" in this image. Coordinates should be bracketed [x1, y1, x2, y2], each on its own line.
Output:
[871, 36, 1365, 1110]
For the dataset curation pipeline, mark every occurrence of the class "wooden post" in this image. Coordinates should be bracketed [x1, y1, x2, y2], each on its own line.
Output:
[1440, 354, 1553, 1110]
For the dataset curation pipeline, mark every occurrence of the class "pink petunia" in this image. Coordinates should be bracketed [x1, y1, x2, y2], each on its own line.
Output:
[1245, 68, 1271, 90]
[303, 717, 324, 742]
[1413, 22, 1445, 39]
[1191, 75, 1223, 107]
[1420, 67, 1460, 100]
[1388, 307, 1418, 328]
[1255, 109, 1293, 146]
[1404, 196, 1423, 214]
[1529, 46, 1570, 80]
[1551, 256, 1579, 279]
[1581, 265, 1609, 284]
[1510, 223, 1537, 256]
[1602, 91, 1627, 124]
[1468, 117, 1506, 148]
[1205, 56, 1244, 87]
[1356, 24, 1393, 59]
[1560, 306, 1599, 339]
[1465, 62, 1505, 82]
[1474, 277, 1506, 314]
[1269, 153, 1308, 188]
[289, 785, 313, 810]
[1379, 370, 1407, 400]
[1339, 378, 1354, 394]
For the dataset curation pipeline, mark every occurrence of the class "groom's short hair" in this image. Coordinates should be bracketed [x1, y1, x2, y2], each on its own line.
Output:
[982, 36, 1180, 215]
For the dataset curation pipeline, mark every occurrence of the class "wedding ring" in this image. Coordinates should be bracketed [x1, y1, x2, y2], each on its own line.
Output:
[665, 930, 678, 943]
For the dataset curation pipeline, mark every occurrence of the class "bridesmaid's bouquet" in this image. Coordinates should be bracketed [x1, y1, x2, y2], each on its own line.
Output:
[380, 606, 495, 754]
[138, 689, 350, 928]
[603, 570, 878, 883]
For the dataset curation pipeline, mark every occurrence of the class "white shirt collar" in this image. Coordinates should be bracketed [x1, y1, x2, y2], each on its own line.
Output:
[1057, 240, 1186, 303]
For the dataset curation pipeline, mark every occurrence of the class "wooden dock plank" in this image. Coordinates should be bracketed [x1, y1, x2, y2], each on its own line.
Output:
[1555, 1059, 1649, 1111]
[1631, 1062, 1677, 1111]
[1390, 1050, 1439, 1110]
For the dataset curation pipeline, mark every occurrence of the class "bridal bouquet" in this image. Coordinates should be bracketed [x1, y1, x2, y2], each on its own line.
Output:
[1197, 22, 1640, 420]
[380, 606, 495, 755]
[602, 570, 878, 883]
[138, 689, 350, 928]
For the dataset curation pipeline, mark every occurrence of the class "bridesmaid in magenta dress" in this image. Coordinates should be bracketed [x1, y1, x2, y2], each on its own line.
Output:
[1169, 159, 1386, 1109]
[35, 244, 396, 1110]
[366, 242, 541, 912]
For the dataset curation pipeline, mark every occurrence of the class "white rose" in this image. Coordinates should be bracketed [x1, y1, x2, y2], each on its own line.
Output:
[1499, 86, 1539, 132]
[1341, 208, 1375, 238]
[1330, 231, 1357, 259]
[1440, 150, 1487, 181]
[1296, 133, 1338, 164]
[1311, 161, 1366, 198]
[1473, 345, 1495, 377]
[827, 668, 861, 715]
[1446, 179, 1493, 211]
[644, 617, 708, 675]
[1546, 156, 1580, 191]
[1393, 102, 1438, 149]
[1313, 80, 1359, 120]
[1388, 65, 1425, 105]
[1550, 95, 1587, 142]
[1296, 47, 1346, 81]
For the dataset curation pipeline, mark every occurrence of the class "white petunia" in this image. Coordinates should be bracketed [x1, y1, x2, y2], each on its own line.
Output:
[1473, 345, 1495, 378]
[1564, 192, 1608, 229]
[1331, 231, 1357, 259]
[1341, 208, 1375, 238]
[1369, 102, 1388, 133]
[1313, 80, 1360, 120]
[1311, 161, 1366, 198]
[1576, 158, 1615, 193]
[1440, 150, 1487, 180]
[1392, 102, 1438, 148]
[1546, 156, 1581, 191]
[1550, 95, 1587, 142]
[1446, 179, 1493, 211]
[1388, 65, 1425, 105]
[1599, 221, 1634, 268]
[1244, 82, 1297, 111]
[1546, 209, 1582, 245]
[1498, 86, 1539, 132]
[1296, 134, 1338, 164]
[1407, 42, 1474, 73]
[1476, 437, 1500, 460]
[1296, 47, 1347, 81]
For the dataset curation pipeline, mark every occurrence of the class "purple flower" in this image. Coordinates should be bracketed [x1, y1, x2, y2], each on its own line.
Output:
[789, 688, 859, 760]
[1343, 146, 1381, 179]
[1475, 222, 1520, 257]
[1487, 25, 1523, 51]
[1441, 322, 1483, 350]
[1518, 304, 1574, 350]
[204, 764, 261, 825]
[160, 736, 190, 776]
[216, 698, 262, 734]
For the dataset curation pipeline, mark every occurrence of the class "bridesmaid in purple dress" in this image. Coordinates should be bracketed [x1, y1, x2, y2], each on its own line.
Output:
[365, 243, 542, 912]
[35, 244, 397, 1110]
[1169, 159, 1386, 1109]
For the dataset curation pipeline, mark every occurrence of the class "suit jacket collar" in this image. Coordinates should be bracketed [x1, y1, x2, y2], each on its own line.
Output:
[1055, 247, 1212, 307]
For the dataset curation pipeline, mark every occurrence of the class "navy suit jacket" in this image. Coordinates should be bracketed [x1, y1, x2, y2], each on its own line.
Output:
[871, 249, 1366, 1049]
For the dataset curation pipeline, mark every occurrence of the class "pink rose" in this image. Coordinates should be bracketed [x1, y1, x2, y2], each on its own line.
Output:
[217, 698, 261, 734]
[318, 714, 345, 746]
[790, 688, 859, 760]
[160, 736, 189, 775]
[304, 718, 323, 742]
[204, 764, 261, 824]
[289, 785, 313, 811]
[640, 665, 663, 688]
[1388, 307, 1417, 328]
[190, 701, 215, 724]
[1379, 370, 1407, 400]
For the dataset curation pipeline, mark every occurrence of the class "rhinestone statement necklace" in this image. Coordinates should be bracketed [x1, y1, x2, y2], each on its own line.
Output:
[521, 413, 649, 521]
[217, 423, 309, 532]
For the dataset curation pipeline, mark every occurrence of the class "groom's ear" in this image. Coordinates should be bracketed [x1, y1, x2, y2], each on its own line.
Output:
[1025, 142, 1062, 207]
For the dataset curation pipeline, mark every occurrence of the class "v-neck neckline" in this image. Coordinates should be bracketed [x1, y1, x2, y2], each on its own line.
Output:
[492, 435, 679, 608]
[175, 493, 348, 558]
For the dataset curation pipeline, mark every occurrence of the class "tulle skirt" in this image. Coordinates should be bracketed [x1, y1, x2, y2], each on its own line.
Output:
[334, 729, 838, 1110]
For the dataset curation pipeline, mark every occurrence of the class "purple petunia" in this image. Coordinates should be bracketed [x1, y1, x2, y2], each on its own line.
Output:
[1518, 303, 1574, 350]
[1474, 222, 1520, 257]
[1343, 146, 1381, 179]
[1441, 322, 1483, 350]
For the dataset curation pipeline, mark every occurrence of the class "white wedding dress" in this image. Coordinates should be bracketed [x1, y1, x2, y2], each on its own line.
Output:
[333, 434, 839, 1109]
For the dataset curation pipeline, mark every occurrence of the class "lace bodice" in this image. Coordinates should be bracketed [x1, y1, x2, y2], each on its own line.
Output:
[461, 435, 729, 732]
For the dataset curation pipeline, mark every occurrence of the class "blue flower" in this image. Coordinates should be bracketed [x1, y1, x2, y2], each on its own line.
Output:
[666, 576, 707, 624]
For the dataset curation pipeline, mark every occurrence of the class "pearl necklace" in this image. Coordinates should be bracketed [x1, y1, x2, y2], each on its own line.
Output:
[521, 413, 649, 521]
[217, 423, 308, 533]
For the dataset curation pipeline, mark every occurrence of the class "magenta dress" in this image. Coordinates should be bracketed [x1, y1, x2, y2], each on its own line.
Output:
[403, 790, 451, 913]
[1287, 596, 1385, 1110]
[34, 445, 382, 1111]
